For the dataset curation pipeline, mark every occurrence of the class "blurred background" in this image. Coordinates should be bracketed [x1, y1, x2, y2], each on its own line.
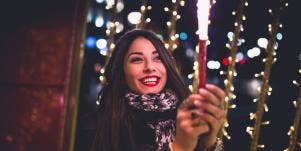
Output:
[77, 0, 300, 150]
[0, 0, 299, 150]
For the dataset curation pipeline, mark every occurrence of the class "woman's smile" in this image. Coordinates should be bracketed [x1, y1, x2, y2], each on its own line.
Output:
[139, 75, 161, 87]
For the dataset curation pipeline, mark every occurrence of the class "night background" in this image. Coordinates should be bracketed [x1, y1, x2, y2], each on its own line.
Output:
[77, 0, 300, 150]
[0, 0, 299, 150]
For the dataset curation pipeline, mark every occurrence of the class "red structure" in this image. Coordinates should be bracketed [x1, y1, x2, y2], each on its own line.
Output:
[0, 0, 88, 150]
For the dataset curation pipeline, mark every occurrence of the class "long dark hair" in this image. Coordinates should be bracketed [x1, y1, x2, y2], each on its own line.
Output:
[91, 29, 190, 151]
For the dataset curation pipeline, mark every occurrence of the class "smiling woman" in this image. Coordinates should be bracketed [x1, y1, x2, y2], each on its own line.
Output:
[123, 37, 167, 94]
[75, 29, 226, 151]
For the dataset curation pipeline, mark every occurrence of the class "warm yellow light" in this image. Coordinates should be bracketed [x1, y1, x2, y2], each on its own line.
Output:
[293, 80, 300, 86]
[257, 145, 265, 148]
[180, 1, 185, 6]
[166, 21, 171, 26]
[164, 7, 169, 12]
[140, 5, 146, 11]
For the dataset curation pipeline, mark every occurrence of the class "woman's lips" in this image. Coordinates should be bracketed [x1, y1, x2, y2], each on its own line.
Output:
[139, 76, 161, 87]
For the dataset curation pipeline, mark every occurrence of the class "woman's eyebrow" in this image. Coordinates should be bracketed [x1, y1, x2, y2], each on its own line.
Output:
[127, 51, 143, 58]
[152, 50, 158, 54]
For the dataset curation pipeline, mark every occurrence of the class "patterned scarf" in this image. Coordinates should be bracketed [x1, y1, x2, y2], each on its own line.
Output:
[125, 89, 179, 151]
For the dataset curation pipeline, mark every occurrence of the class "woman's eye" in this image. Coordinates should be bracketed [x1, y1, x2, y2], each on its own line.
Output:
[154, 55, 162, 61]
[129, 57, 143, 63]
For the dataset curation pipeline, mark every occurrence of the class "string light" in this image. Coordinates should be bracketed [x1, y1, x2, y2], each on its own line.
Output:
[285, 79, 301, 151]
[261, 121, 270, 125]
[293, 80, 300, 86]
[99, 0, 126, 85]
[218, 0, 248, 140]
[250, 1, 289, 150]
[165, 0, 183, 53]
[249, 113, 256, 120]
[137, 0, 148, 28]
[293, 100, 297, 108]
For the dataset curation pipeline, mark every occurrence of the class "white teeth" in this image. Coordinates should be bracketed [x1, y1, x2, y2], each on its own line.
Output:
[143, 77, 157, 83]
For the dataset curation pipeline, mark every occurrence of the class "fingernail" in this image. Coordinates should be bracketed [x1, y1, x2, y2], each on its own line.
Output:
[199, 89, 206, 95]
[205, 84, 213, 88]
[193, 100, 202, 107]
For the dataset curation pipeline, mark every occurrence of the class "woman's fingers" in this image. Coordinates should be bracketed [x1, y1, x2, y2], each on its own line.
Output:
[201, 102, 226, 120]
[192, 118, 209, 134]
[205, 84, 226, 102]
[175, 85, 226, 150]
[179, 94, 204, 110]
[198, 88, 220, 107]
[177, 107, 210, 136]
[177, 116, 209, 137]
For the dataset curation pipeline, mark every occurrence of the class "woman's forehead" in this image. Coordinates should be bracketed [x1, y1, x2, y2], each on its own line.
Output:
[127, 38, 156, 51]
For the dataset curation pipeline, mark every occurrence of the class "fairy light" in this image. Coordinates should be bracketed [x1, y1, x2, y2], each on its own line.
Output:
[188, 85, 193, 92]
[286, 96, 301, 151]
[166, 21, 171, 26]
[242, 15, 246, 21]
[226, 43, 231, 48]
[293, 80, 300, 86]
[164, 7, 169, 12]
[165, 0, 183, 53]
[246, 126, 254, 137]
[137, 0, 148, 28]
[229, 104, 237, 109]
[220, 71, 226, 75]
[257, 145, 265, 148]
[100, 0, 125, 85]
[180, 0, 185, 6]
[249, 113, 256, 120]
[261, 121, 270, 125]
[218, 0, 248, 140]
[257, 87, 261, 92]
[144, 18, 150, 23]
[264, 104, 269, 112]
[96, 100, 100, 106]
[187, 73, 194, 79]
[141, 6, 146, 11]
[254, 73, 261, 78]
[192, 45, 200, 93]
[250, 2, 287, 150]
[286, 79, 301, 151]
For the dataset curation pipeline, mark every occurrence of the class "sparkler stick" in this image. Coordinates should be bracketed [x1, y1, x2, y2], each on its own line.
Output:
[196, 0, 210, 89]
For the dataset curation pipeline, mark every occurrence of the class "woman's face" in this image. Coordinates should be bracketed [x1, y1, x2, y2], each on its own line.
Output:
[123, 37, 167, 95]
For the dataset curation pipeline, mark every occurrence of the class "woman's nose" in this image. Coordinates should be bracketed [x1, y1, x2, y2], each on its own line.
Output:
[143, 60, 155, 73]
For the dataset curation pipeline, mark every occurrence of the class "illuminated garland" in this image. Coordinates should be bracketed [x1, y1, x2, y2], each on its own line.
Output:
[285, 59, 301, 150]
[249, 11, 281, 151]
[218, 0, 248, 139]
[165, 0, 184, 53]
[99, 2, 120, 86]
[137, 0, 148, 28]
[285, 86, 301, 151]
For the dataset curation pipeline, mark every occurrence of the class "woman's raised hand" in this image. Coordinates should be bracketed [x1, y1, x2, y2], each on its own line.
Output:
[173, 84, 226, 151]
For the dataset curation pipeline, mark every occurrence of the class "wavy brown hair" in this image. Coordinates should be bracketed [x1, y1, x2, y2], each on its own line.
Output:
[91, 29, 190, 151]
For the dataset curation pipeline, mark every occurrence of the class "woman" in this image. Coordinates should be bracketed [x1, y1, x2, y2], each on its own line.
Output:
[90, 29, 225, 151]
